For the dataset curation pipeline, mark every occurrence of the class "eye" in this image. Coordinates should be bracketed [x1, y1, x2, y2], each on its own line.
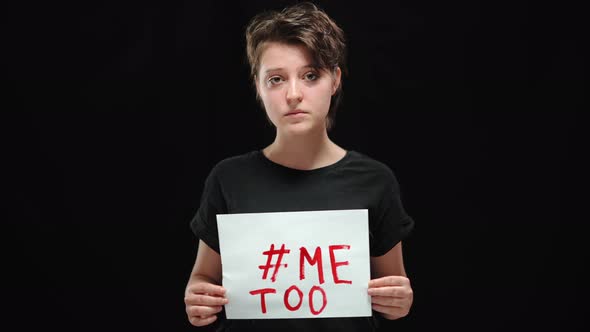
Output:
[267, 76, 283, 86]
[304, 72, 319, 81]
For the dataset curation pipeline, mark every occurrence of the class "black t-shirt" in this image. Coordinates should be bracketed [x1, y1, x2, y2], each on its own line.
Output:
[190, 150, 414, 331]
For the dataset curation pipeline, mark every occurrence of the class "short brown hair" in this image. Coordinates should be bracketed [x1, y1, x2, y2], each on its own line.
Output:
[245, 2, 347, 130]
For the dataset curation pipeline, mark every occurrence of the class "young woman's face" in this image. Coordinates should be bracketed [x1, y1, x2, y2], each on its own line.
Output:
[256, 42, 341, 135]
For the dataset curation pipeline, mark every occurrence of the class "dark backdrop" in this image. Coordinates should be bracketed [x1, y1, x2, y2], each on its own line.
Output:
[7, 0, 586, 331]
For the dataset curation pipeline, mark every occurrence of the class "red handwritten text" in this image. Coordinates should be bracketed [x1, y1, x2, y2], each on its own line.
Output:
[329, 245, 352, 284]
[250, 244, 352, 315]
[258, 243, 290, 282]
[299, 246, 324, 284]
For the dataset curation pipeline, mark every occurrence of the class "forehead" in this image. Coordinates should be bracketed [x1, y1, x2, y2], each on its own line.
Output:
[258, 42, 314, 72]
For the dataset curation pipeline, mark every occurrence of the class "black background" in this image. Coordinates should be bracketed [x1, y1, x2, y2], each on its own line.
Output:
[7, 0, 587, 331]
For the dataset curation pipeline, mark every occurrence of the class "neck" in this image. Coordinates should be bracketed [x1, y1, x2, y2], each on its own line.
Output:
[263, 128, 345, 170]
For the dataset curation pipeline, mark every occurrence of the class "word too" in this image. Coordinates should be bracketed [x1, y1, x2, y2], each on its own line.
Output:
[250, 244, 351, 315]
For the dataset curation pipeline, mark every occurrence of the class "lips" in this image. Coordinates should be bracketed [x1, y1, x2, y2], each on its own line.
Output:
[286, 110, 307, 116]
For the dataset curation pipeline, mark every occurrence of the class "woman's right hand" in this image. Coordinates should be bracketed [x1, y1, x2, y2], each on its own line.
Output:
[184, 281, 228, 326]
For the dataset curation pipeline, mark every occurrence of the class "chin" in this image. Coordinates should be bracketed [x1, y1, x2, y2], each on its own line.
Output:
[280, 122, 318, 135]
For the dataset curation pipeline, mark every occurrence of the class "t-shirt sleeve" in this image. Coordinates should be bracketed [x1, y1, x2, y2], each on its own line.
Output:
[189, 165, 227, 253]
[370, 168, 414, 257]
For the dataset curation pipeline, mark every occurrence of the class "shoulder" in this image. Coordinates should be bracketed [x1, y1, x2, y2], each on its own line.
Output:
[345, 150, 403, 195]
[209, 150, 261, 176]
[347, 151, 398, 180]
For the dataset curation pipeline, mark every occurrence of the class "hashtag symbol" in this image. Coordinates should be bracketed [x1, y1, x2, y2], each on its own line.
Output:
[258, 243, 290, 282]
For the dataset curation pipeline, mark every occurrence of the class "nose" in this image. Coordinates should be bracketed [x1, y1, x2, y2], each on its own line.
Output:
[286, 79, 303, 106]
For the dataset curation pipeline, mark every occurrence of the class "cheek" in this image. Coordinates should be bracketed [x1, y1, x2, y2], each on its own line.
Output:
[262, 90, 280, 105]
[259, 90, 283, 116]
[307, 87, 333, 111]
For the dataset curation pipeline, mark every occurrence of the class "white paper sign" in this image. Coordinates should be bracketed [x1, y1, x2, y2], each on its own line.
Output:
[217, 209, 371, 319]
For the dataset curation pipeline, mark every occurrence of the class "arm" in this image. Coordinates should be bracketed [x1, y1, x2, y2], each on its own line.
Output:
[368, 241, 414, 320]
[184, 240, 228, 326]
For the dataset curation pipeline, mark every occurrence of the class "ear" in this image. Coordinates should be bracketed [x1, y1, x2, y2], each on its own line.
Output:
[331, 67, 342, 95]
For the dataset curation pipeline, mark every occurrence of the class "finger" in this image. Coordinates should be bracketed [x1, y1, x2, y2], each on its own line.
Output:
[370, 295, 405, 307]
[188, 305, 223, 317]
[188, 283, 226, 296]
[185, 294, 229, 306]
[367, 286, 409, 298]
[368, 276, 409, 288]
[371, 303, 406, 318]
[189, 314, 218, 327]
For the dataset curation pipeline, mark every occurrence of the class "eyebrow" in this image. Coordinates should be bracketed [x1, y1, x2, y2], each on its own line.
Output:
[264, 65, 316, 74]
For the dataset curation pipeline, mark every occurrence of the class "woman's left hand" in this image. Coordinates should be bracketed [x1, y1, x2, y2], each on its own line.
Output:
[367, 275, 413, 320]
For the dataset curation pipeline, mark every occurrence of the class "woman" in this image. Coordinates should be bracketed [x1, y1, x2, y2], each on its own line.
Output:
[184, 3, 414, 331]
